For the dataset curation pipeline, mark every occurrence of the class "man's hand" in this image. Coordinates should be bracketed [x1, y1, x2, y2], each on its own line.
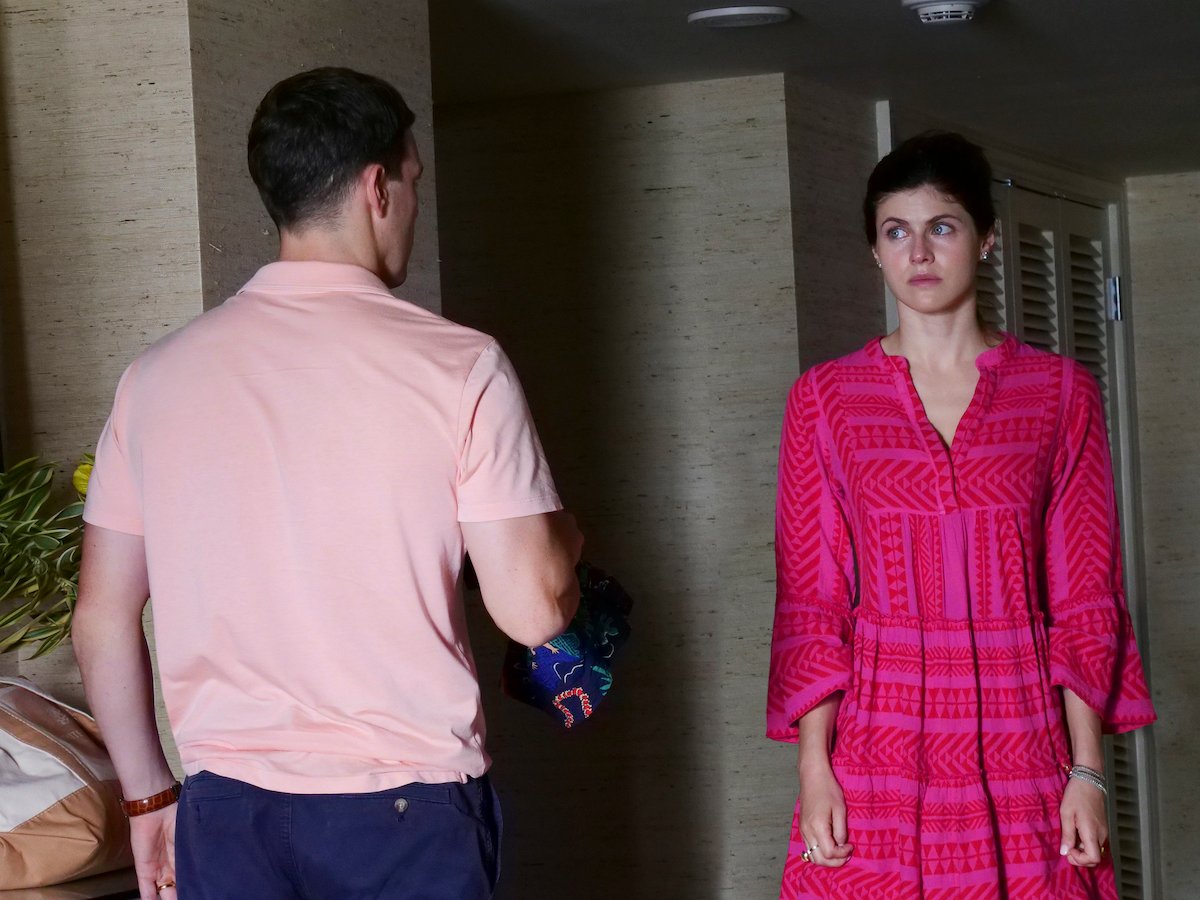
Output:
[130, 805, 178, 899]
[1060, 777, 1108, 867]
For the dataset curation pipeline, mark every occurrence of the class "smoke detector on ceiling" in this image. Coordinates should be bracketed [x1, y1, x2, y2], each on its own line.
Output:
[687, 6, 794, 28]
[902, 0, 989, 23]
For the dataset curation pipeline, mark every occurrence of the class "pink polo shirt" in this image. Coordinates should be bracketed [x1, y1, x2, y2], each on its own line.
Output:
[84, 262, 561, 793]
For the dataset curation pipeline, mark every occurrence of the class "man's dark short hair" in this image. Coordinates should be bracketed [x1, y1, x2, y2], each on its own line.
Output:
[247, 67, 416, 231]
[862, 131, 996, 244]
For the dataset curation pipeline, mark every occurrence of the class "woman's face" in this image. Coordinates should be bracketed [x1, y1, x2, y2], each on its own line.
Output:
[872, 184, 995, 319]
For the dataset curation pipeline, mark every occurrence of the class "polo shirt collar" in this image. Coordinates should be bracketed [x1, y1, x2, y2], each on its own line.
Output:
[238, 261, 395, 298]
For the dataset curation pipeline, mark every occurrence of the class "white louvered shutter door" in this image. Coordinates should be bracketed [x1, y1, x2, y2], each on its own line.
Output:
[1059, 200, 1154, 900]
[1004, 189, 1061, 351]
[997, 186, 1155, 899]
[1060, 202, 1113, 408]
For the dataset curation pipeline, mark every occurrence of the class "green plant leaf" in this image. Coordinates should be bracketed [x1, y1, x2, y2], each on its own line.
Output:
[0, 599, 37, 628]
[1, 459, 40, 482]
[19, 483, 53, 521]
[54, 499, 85, 516]
[0, 455, 90, 656]
[0, 624, 33, 652]
[28, 635, 66, 658]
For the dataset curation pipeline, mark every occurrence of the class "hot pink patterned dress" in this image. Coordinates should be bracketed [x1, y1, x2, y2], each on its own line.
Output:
[767, 334, 1155, 899]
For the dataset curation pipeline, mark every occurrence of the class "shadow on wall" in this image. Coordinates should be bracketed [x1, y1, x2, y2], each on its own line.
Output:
[0, 16, 34, 466]
[436, 102, 715, 897]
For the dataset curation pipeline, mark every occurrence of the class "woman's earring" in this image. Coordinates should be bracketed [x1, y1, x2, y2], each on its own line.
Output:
[875, 260, 882, 269]
[980, 250, 990, 261]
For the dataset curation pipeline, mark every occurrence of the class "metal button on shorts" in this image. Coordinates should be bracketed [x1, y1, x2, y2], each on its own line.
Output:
[394, 798, 409, 813]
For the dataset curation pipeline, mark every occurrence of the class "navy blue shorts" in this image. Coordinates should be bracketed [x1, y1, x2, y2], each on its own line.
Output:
[175, 770, 502, 899]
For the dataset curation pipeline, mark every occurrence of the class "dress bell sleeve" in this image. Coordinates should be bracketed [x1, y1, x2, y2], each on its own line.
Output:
[1044, 361, 1155, 734]
[766, 371, 857, 742]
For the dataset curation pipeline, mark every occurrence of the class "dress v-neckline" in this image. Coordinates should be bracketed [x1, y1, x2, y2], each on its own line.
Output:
[867, 333, 1014, 508]
[905, 365, 983, 454]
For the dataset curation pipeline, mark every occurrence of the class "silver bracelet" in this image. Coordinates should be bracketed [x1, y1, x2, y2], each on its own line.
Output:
[1068, 764, 1108, 796]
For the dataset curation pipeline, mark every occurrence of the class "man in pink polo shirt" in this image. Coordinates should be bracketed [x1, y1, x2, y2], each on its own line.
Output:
[73, 67, 582, 900]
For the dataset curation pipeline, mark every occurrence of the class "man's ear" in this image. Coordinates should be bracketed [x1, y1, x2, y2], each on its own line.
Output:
[362, 163, 389, 218]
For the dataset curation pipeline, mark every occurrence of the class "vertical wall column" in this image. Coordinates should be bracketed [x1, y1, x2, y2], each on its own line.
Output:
[1127, 171, 1200, 900]
[784, 75, 883, 365]
[0, 0, 203, 488]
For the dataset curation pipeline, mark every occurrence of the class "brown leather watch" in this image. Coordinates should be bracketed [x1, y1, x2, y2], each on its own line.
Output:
[120, 781, 182, 817]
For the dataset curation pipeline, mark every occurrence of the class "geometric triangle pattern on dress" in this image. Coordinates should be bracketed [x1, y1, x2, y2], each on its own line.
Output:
[768, 334, 1154, 899]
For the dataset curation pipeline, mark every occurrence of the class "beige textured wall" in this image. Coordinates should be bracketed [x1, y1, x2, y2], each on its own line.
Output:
[188, 0, 439, 311]
[784, 76, 883, 363]
[438, 73, 873, 898]
[0, 0, 202, 695]
[1127, 172, 1200, 900]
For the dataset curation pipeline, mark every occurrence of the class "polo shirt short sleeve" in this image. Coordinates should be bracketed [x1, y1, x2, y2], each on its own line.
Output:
[457, 342, 560, 522]
[84, 363, 145, 536]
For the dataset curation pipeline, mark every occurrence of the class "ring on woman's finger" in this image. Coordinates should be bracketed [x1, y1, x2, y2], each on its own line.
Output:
[800, 849, 813, 863]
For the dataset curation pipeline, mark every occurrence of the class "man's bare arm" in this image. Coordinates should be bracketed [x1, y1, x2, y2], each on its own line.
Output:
[72, 524, 174, 798]
[74, 524, 181, 899]
[462, 510, 583, 647]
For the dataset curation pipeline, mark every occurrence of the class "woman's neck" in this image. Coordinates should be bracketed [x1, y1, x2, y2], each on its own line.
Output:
[882, 305, 996, 372]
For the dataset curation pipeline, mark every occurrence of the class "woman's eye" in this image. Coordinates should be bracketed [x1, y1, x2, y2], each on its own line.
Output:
[886, 226, 906, 240]
[931, 222, 953, 235]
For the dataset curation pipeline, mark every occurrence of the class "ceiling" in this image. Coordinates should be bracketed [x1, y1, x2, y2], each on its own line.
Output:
[430, 0, 1200, 178]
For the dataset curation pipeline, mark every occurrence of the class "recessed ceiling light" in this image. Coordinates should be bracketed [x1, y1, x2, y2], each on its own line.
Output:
[901, 0, 989, 24]
[687, 6, 794, 28]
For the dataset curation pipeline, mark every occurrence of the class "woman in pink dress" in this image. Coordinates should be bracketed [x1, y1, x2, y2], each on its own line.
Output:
[767, 132, 1155, 899]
